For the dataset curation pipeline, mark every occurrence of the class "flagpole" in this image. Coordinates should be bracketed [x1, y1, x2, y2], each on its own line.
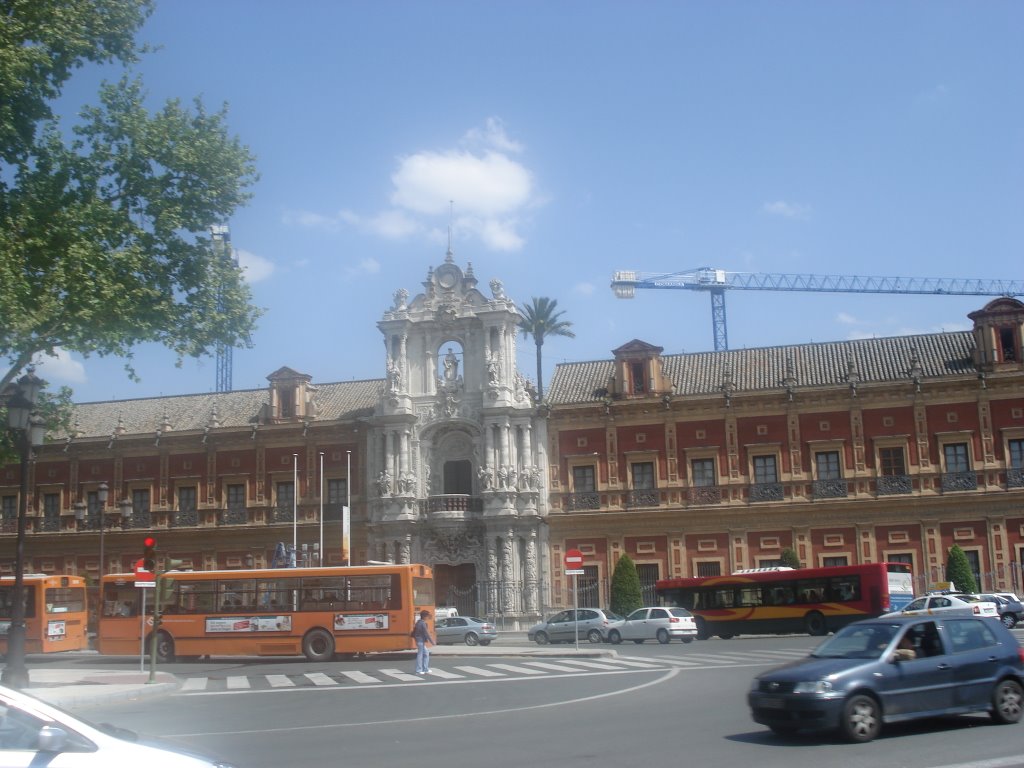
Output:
[292, 453, 298, 564]
[319, 451, 324, 566]
[346, 450, 352, 567]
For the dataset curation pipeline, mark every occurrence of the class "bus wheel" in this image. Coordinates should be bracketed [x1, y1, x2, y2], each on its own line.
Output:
[804, 611, 827, 636]
[148, 631, 175, 663]
[695, 618, 710, 640]
[302, 628, 335, 662]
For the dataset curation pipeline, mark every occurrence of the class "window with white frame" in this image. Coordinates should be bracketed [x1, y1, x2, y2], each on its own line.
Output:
[1009, 439, 1024, 469]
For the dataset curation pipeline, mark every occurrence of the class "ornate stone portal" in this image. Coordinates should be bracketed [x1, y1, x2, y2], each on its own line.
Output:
[367, 253, 549, 623]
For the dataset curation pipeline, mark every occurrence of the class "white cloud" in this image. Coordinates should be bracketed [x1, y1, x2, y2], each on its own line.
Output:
[836, 312, 858, 325]
[763, 200, 811, 219]
[235, 249, 275, 283]
[575, 282, 595, 295]
[32, 348, 86, 384]
[345, 257, 381, 277]
[287, 119, 538, 253]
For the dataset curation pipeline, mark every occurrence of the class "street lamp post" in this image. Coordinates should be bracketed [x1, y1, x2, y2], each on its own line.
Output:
[74, 482, 110, 576]
[1, 368, 45, 689]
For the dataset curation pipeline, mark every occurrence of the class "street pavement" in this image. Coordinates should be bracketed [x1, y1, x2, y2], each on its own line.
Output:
[12, 632, 613, 708]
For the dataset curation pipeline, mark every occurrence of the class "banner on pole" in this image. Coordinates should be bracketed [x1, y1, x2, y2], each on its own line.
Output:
[342, 505, 351, 566]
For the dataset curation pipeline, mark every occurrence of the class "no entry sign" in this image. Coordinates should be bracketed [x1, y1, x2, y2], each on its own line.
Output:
[564, 548, 584, 575]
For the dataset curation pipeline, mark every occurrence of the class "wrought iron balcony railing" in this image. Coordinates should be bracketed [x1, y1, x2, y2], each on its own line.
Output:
[749, 482, 784, 502]
[624, 488, 660, 509]
[1008, 467, 1024, 489]
[563, 492, 600, 511]
[876, 474, 913, 495]
[941, 471, 978, 493]
[688, 485, 723, 505]
[812, 479, 848, 499]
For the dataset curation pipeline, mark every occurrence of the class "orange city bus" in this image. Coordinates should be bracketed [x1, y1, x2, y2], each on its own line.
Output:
[98, 564, 434, 662]
[0, 574, 89, 655]
[656, 562, 914, 639]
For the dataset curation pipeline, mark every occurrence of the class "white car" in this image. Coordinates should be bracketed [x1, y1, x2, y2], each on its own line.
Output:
[0, 684, 236, 767]
[883, 593, 999, 619]
[607, 607, 698, 644]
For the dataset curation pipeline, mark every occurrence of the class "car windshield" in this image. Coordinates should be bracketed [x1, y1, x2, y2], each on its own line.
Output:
[603, 611, 624, 621]
[810, 623, 899, 659]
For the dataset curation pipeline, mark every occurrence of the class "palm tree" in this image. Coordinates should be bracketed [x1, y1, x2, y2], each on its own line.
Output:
[518, 297, 575, 402]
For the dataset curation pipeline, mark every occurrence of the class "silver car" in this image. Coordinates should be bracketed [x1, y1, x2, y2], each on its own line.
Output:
[0, 683, 236, 766]
[528, 608, 624, 644]
[435, 616, 498, 646]
[608, 607, 698, 644]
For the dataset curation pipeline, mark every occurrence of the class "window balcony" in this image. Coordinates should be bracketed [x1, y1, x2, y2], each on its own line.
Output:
[420, 495, 483, 515]
[624, 488, 660, 509]
[877, 474, 913, 495]
[219, 506, 249, 526]
[1008, 467, 1024, 489]
[749, 482, 784, 502]
[128, 512, 152, 529]
[172, 508, 199, 527]
[688, 485, 723, 505]
[812, 478, 848, 499]
[563, 492, 601, 511]
[941, 471, 978, 493]
[270, 506, 295, 524]
[35, 516, 62, 533]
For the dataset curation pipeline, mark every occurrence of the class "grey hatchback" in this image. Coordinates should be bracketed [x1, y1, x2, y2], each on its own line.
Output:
[748, 615, 1024, 742]
[528, 608, 624, 644]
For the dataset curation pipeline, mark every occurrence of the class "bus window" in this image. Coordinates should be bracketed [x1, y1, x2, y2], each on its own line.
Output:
[767, 586, 795, 606]
[737, 587, 762, 607]
[257, 579, 294, 611]
[412, 577, 434, 607]
[0, 586, 36, 619]
[178, 582, 217, 614]
[829, 576, 861, 602]
[345, 575, 398, 610]
[46, 587, 86, 614]
[101, 584, 139, 617]
[796, 579, 827, 603]
[219, 580, 257, 611]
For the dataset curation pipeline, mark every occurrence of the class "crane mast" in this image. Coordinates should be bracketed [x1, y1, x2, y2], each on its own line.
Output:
[611, 267, 1024, 351]
[211, 225, 235, 392]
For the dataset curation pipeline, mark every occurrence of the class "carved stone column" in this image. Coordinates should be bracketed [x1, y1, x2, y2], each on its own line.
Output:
[525, 528, 539, 613]
[502, 529, 515, 612]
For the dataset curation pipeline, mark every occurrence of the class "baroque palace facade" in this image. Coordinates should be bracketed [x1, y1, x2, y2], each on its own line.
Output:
[2, 252, 1024, 623]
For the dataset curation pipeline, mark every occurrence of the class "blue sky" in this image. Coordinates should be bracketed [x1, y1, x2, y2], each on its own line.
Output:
[38, 1, 1023, 403]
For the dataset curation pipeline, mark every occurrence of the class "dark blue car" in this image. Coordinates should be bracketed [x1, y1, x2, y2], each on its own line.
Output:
[748, 615, 1024, 742]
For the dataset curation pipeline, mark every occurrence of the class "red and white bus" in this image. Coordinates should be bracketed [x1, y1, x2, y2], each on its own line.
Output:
[0, 574, 89, 655]
[98, 563, 435, 662]
[655, 562, 914, 639]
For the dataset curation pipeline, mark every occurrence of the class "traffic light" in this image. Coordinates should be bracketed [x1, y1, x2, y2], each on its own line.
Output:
[143, 536, 156, 572]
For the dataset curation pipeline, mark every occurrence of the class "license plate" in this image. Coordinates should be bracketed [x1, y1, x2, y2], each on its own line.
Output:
[759, 697, 786, 709]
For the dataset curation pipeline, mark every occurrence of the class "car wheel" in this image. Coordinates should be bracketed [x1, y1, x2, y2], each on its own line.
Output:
[607, 629, 622, 645]
[804, 611, 828, 636]
[990, 679, 1023, 724]
[534, 631, 549, 645]
[768, 724, 799, 736]
[464, 632, 479, 646]
[840, 694, 881, 743]
[479, 639, 491, 646]
[302, 628, 335, 663]
[632, 639, 645, 644]
[681, 637, 694, 644]
[718, 633, 735, 640]
[587, 629, 603, 644]
[1000, 613, 1017, 629]
[656, 628, 670, 644]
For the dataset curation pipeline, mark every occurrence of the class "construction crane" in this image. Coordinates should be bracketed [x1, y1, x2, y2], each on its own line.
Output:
[211, 225, 236, 392]
[611, 267, 1024, 352]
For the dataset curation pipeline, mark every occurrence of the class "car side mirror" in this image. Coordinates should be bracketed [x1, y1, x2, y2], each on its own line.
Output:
[36, 725, 70, 753]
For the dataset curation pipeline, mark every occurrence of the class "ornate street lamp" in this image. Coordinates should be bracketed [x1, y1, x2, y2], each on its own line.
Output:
[74, 482, 111, 577]
[1, 368, 45, 689]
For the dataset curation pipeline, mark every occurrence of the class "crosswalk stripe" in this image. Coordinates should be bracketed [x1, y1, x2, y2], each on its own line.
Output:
[634, 656, 701, 667]
[305, 672, 338, 686]
[454, 665, 506, 677]
[602, 658, 664, 668]
[554, 659, 636, 670]
[425, 668, 463, 679]
[489, 663, 547, 675]
[181, 677, 208, 691]
[521, 660, 590, 672]
[266, 674, 295, 688]
[340, 670, 381, 684]
[379, 668, 424, 681]
[226, 675, 250, 689]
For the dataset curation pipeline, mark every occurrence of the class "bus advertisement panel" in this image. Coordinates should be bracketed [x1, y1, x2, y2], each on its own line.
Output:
[97, 564, 434, 662]
[0, 575, 89, 654]
[656, 562, 914, 639]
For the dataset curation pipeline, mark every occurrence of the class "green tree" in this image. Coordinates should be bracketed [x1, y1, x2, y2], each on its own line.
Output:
[610, 554, 644, 617]
[517, 297, 575, 402]
[780, 548, 802, 569]
[0, 0, 261, 398]
[945, 545, 977, 593]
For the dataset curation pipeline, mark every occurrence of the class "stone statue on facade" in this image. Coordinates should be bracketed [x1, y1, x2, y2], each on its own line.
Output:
[376, 469, 392, 497]
[392, 287, 409, 311]
[397, 472, 417, 495]
[489, 278, 505, 300]
[443, 347, 459, 383]
[486, 352, 500, 385]
[477, 465, 493, 491]
[386, 357, 403, 392]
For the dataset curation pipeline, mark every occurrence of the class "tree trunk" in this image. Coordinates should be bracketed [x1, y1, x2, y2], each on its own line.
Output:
[535, 339, 544, 402]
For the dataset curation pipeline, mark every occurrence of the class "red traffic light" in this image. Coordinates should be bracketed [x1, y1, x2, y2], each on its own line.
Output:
[143, 537, 157, 572]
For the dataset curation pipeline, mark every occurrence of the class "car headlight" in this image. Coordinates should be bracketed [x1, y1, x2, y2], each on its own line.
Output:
[793, 680, 833, 694]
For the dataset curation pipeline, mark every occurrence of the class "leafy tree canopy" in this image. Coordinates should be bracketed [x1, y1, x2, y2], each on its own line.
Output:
[0, 0, 261, 400]
[780, 548, 802, 569]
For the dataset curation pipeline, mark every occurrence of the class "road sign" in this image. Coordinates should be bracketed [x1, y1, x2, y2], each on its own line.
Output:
[565, 569, 585, 576]
[134, 559, 155, 587]
[564, 548, 584, 568]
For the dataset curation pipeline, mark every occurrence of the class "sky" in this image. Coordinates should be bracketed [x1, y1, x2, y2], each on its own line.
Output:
[36, 1, 1024, 404]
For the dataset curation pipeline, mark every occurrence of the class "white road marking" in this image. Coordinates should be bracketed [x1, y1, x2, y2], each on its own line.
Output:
[304, 672, 338, 686]
[266, 675, 295, 688]
[225, 675, 250, 689]
[339, 670, 381, 684]
[454, 665, 506, 677]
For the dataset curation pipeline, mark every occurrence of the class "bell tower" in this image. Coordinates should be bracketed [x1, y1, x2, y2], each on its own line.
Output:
[368, 251, 549, 624]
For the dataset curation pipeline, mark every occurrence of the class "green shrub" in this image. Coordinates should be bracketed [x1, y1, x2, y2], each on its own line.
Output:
[945, 545, 977, 593]
[610, 554, 644, 616]
[780, 548, 802, 569]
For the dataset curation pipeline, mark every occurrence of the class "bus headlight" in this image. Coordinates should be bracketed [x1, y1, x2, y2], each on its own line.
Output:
[793, 680, 833, 694]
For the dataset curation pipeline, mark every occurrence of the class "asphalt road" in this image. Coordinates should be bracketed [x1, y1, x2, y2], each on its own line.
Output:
[63, 633, 1024, 768]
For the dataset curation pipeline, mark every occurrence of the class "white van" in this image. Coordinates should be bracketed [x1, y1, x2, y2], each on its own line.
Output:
[434, 606, 459, 620]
